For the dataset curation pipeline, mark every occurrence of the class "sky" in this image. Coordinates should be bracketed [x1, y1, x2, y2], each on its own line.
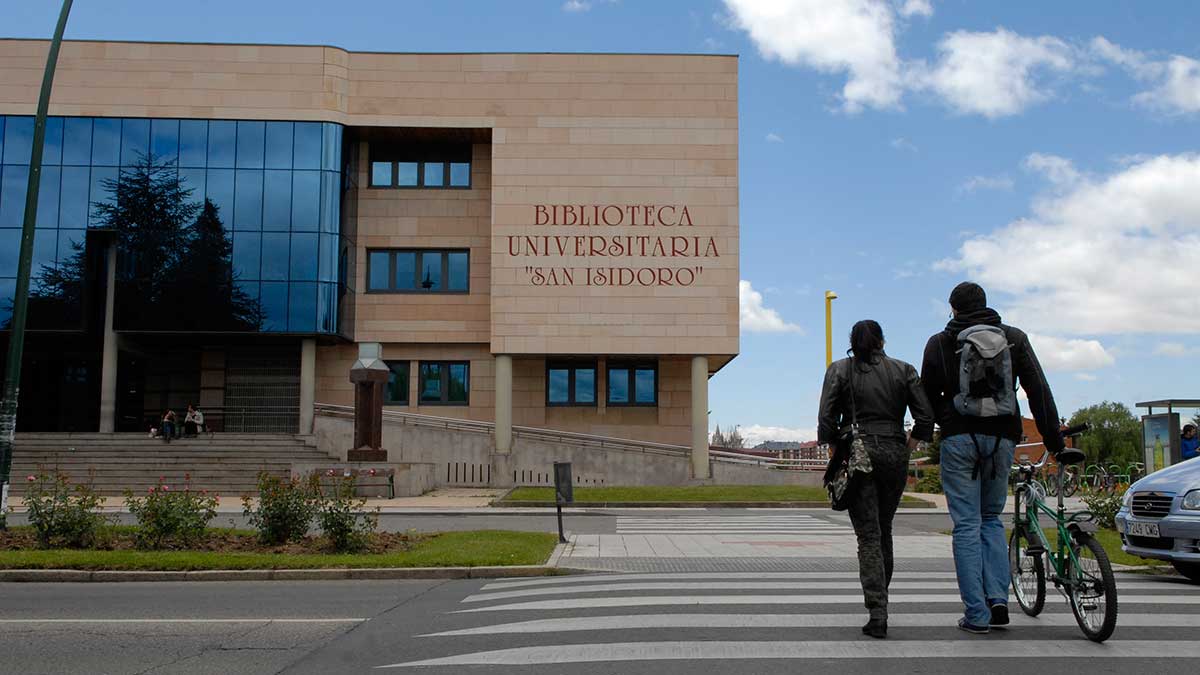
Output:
[5, 0, 1200, 444]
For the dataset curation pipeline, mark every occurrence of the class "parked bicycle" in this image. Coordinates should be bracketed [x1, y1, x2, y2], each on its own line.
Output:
[1010, 423, 1118, 642]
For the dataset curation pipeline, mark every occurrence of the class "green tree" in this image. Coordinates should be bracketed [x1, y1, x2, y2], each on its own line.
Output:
[1067, 401, 1142, 467]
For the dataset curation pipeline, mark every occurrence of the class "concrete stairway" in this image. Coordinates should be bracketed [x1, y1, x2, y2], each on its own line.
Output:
[11, 433, 338, 496]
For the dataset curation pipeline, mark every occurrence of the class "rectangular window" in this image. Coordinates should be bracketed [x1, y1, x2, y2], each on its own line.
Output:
[385, 361, 409, 405]
[396, 162, 419, 187]
[368, 146, 470, 189]
[423, 162, 445, 187]
[418, 361, 469, 405]
[370, 161, 393, 187]
[365, 249, 469, 293]
[607, 361, 658, 406]
[547, 361, 598, 406]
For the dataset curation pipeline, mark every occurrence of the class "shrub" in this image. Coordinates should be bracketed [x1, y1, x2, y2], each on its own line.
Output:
[23, 470, 109, 548]
[243, 472, 319, 545]
[124, 476, 218, 549]
[1083, 486, 1127, 530]
[914, 466, 942, 494]
[315, 472, 378, 552]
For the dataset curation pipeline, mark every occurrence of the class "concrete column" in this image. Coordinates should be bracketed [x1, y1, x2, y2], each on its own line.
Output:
[98, 244, 118, 432]
[494, 354, 513, 454]
[299, 338, 316, 434]
[691, 355, 710, 479]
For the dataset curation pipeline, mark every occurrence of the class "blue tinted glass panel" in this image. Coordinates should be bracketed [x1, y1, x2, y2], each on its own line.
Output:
[371, 162, 392, 186]
[575, 368, 595, 403]
[423, 162, 444, 187]
[290, 171, 319, 231]
[293, 123, 322, 170]
[260, 282, 287, 331]
[2, 116, 33, 164]
[1, 166, 29, 227]
[120, 118, 150, 166]
[261, 233, 289, 280]
[386, 361, 408, 404]
[233, 170, 263, 230]
[420, 252, 441, 290]
[57, 229, 85, 264]
[290, 233, 318, 281]
[262, 170, 291, 231]
[394, 251, 416, 290]
[447, 251, 468, 291]
[32, 228, 56, 274]
[288, 282, 317, 332]
[635, 368, 656, 404]
[91, 118, 121, 166]
[318, 234, 337, 282]
[59, 167, 89, 227]
[236, 121, 265, 168]
[88, 166, 117, 227]
[62, 118, 92, 165]
[207, 121, 236, 168]
[204, 169, 234, 226]
[448, 363, 468, 403]
[548, 368, 569, 404]
[319, 171, 339, 233]
[0, 277, 13, 325]
[0, 117, 4, 162]
[43, 117, 63, 165]
[321, 123, 340, 171]
[178, 120, 207, 168]
[368, 251, 389, 290]
[178, 167, 205, 211]
[36, 166, 60, 228]
[235, 278, 259, 318]
[150, 119, 179, 162]
[0, 229, 18, 273]
[449, 162, 470, 187]
[397, 162, 418, 186]
[317, 282, 336, 333]
[608, 368, 629, 404]
[264, 122, 292, 169]
[232, 231, 261, 280]
[420, 363, 442, 402]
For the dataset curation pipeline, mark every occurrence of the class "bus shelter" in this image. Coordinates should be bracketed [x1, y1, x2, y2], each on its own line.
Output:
[1136, 399, 1200, 472]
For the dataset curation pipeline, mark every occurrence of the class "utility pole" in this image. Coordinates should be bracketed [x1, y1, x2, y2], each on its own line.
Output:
[824, 290, 838, 368]
[0, 0, 74, 529]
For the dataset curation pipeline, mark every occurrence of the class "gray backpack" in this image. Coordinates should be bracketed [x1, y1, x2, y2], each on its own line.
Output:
[952, 325, 1017, 418]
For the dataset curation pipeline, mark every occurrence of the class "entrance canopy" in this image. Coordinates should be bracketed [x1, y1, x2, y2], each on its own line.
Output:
[1136, 399, 1200, 413]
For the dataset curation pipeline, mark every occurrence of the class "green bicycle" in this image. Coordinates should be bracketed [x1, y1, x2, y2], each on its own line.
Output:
[1009, 423, 1118, 642]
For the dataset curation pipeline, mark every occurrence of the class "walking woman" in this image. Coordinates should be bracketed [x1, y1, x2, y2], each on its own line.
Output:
[818, 320, 935, 638]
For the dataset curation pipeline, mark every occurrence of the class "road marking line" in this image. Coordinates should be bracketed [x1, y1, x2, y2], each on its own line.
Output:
[421, 612, 1199, 636]
[0, 618, 367, 624]
[377, 640, 1200, 667]
[480, 571, 1161, 589]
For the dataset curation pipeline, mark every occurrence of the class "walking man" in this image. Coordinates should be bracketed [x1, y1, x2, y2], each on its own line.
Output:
[921, 282, 1064, 634]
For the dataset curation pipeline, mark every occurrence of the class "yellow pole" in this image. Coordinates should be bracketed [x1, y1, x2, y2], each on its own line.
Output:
[824, 290, 838, 367]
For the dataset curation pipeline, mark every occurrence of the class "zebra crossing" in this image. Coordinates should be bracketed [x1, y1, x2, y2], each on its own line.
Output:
[377, 571, 1200, 671]
[615, 513, 853, 535]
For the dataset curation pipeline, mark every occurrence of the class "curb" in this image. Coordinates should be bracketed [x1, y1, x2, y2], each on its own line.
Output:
[494, 499, 937, 509]
[0, 564, 589, 583]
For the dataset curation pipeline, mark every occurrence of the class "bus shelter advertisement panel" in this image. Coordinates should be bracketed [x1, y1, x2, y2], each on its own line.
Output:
[1142, 413, 1179, 472]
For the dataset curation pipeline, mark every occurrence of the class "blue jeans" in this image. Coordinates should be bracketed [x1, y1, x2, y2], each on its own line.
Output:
[940, 433, 1016, 626]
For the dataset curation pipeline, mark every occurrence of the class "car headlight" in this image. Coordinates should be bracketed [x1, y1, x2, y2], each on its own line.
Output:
[1182, 490, 1200, 511]
[1122, 489, 1134, 508]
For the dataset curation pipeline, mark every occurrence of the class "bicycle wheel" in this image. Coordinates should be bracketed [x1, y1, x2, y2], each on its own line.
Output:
[1009, 527, 1045, 616]
[1063, 471, 1079, 498]
[1066, 533, 1118, 642]
[1046, 472, 1059, 497]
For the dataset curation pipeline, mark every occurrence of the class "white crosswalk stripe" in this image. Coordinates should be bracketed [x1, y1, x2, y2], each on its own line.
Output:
[616, 514, 855, 534]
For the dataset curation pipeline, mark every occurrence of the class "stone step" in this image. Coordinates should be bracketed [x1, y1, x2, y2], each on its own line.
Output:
[14, 439, 315, 448]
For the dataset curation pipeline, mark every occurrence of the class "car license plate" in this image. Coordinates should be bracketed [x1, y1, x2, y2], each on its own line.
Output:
[1126, 521, 1160, 537]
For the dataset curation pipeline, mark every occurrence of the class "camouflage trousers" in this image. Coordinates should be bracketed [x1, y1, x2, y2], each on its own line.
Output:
[846, 436, 911, 620]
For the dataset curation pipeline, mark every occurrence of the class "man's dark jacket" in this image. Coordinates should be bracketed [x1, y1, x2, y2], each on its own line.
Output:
[920, 307, 1064, 453]
[818, 352, 935, 446]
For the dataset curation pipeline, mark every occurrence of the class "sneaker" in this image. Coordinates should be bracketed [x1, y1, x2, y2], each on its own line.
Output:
[989, 602, 1010, 627]
[957, 618, 990, 635]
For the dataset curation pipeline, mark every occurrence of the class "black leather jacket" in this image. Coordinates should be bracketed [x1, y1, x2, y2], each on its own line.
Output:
[818, 352, 935, 445]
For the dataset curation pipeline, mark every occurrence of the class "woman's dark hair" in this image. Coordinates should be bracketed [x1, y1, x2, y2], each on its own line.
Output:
[848, 320, 885, 362]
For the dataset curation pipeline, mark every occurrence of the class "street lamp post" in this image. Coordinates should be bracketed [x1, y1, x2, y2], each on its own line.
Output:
[824, 290, 838, 368]
[0, 0, 74, 529]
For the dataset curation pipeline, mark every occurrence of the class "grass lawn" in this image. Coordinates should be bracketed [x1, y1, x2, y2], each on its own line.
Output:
[1000, 527, 1165, 569]
[0, 530, 558, 571]
[502, 485, 931, 507]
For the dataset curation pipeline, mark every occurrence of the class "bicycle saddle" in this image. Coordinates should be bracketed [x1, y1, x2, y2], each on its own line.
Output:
[1055, 447, 1086, 465]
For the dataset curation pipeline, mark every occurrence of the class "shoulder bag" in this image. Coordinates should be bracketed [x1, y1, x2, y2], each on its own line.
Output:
[825, 359, 874, 511]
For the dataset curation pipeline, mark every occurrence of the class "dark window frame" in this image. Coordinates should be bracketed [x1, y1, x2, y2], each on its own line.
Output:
[606, 360, 659, 407]
[417, 360, 470, 406]
[384, 360, 410, 406]
[367, 145, 472, 190]
[365, 248, 470, 294]
[546, 360, 599, 407]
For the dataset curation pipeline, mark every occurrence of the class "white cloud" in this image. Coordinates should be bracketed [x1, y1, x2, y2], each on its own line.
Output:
[890, 136, 918, 153]
[765, 132, 785, 143]
[1155, 342, 1200, 357]
[1074, 373, 1098, 382]
[1092, 37, 1200, 115]
[721, 0, 904, 112]
[737, 424, 818, 446]
[740, 279, 804, 333]
[897, 0, 932, 18]
[913, 28, 1075, 118]
[939, 153, 1200, 334]
[1023, 152, 1081, 186]
[960, 174, 1014, 193]
[562, 0, 591, 12]
[1027, 333, 1115, 372]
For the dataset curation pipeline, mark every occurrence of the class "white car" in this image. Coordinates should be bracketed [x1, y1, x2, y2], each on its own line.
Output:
[1115, 457, 1200, 582]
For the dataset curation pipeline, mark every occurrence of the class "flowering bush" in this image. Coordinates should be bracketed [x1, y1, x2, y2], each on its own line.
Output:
[23, 470, 109, 548]
[1083, 486, 1127, 530]
[124, 476, 218, 549]
[243, 472, 319, 545]
[316, 473, 378, 553]
[913, 466, 943, 494]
